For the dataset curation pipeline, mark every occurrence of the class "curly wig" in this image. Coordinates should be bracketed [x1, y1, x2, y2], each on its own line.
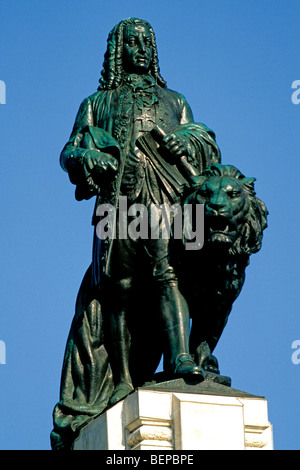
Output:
[98, 18, 166, 90]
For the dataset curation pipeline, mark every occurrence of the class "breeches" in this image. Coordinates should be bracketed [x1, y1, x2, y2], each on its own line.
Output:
[108, 235, 177, 295]
[93, 180, 181, 299]
[109, 189, 179, 300]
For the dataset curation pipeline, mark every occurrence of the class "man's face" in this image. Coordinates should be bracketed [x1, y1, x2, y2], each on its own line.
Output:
[123, 24, 153, 74]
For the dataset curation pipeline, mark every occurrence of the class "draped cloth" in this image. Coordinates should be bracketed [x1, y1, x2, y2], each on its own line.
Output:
[50, 267, 114, 450]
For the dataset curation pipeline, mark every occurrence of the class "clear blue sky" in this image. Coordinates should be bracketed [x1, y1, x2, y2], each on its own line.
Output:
[0, 0, 299, 450]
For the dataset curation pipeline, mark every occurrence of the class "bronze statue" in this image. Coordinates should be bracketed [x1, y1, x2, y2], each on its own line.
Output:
[51, 18, 267, 451]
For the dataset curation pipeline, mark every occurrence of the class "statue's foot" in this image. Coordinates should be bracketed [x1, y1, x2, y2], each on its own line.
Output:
[109, 382, 134, 406]
[173, 353, 205, 382]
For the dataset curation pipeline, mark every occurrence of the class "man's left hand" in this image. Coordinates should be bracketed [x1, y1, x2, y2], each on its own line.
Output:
[162, 133, 186, 158]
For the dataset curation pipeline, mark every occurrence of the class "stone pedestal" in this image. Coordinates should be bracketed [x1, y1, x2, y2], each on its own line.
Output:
[73, 379, 273, 450]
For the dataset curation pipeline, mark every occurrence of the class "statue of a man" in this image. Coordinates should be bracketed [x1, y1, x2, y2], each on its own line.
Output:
[51, 17, 221, 450]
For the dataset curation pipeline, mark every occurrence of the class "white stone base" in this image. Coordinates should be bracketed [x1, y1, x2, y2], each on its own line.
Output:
[73, 381, 273, 450]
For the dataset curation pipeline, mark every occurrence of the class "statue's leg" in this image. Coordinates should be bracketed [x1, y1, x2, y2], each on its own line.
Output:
[103, 235, 138, 406]
[105, 276, 134, 406]
[145, 238, 205, 381]
[189, 303, 232, 373]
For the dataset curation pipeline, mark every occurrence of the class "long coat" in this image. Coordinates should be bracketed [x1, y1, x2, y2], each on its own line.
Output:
[60, 83, 221, 286]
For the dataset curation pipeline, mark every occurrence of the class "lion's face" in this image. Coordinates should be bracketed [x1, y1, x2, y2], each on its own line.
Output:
[185, 164, 268, 255]
[197, 175, 250, 247]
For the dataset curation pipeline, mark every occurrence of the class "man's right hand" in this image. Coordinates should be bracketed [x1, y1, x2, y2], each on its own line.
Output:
[84, 150, 118, 179]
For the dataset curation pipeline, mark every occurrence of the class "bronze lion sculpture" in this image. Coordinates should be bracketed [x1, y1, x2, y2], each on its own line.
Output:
[178, 163, 268, 378]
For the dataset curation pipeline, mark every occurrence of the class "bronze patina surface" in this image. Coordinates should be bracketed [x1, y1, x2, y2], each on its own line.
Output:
[51, 18, 267, 450]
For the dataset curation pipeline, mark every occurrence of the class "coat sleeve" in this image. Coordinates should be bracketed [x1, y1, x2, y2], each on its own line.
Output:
[174, 94, 221, 176]
[60, 97, 94, 185]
